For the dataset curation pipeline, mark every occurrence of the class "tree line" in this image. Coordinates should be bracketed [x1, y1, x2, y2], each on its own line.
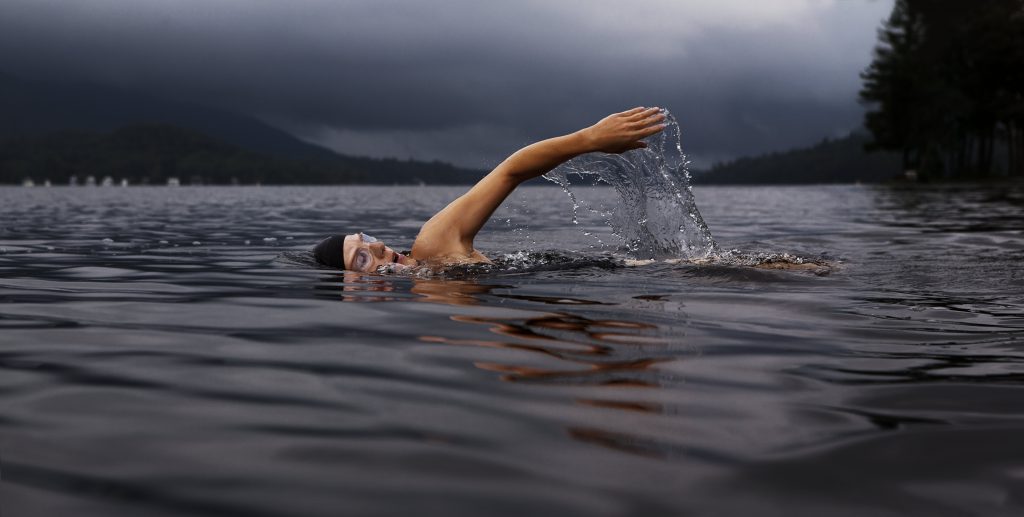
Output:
[697, 133, 901, 184]
[0, 124, 483, 185]
[860, 0, 1024, 179]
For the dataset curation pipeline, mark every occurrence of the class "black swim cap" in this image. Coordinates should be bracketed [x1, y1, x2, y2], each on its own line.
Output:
[313, 235, 347, 268]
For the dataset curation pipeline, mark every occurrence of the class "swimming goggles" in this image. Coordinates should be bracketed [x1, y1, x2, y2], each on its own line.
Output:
[349, 233, 380, 271]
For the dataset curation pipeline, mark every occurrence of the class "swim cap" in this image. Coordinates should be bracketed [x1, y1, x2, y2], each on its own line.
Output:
[313, 235, 347, 268]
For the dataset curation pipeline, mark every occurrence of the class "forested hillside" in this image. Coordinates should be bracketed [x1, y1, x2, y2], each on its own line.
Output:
[695, 133, 901, 185]
[0, 125, 483, 185]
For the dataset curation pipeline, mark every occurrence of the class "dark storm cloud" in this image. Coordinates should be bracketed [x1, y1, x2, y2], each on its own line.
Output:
[0, 0, 893, 167]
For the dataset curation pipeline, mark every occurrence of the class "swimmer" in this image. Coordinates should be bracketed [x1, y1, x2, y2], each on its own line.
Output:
[313, 107, 667, 272]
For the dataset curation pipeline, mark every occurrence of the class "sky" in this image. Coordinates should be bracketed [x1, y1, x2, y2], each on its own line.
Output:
[0, 0, 894, 169]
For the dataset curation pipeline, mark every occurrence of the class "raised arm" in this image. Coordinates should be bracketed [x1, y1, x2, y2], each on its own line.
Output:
[410, 107, 667, 262]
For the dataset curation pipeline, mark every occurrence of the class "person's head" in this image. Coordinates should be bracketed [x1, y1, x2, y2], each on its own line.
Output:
[313, 233, 416, 272]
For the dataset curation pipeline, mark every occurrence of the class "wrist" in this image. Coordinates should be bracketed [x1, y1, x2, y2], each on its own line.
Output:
[572, 128, 598, 154]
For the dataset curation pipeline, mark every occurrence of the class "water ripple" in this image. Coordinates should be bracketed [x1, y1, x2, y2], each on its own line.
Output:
[2, 185, 1023, 516]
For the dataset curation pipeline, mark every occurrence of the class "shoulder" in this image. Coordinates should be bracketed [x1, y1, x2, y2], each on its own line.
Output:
[411, 223, 462, 260]
[411, 216, 493, 263]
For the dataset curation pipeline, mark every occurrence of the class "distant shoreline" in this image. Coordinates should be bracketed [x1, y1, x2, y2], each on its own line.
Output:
[5, 178, 1022, 188]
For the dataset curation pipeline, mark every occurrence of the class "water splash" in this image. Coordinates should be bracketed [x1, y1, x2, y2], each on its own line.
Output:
[543, 110, 716, 259]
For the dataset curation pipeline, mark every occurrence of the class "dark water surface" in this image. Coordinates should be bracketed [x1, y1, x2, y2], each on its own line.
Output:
[2, 184, 1023, 516]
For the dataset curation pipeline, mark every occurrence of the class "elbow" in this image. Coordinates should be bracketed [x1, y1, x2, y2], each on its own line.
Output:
[492, 161, 530, 187]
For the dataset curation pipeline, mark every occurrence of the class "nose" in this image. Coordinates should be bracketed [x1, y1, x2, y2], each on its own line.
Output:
[367, 242, 387, 257]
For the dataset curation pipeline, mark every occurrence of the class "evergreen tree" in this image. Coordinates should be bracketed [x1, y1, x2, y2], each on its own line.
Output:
[860, 0, 1024, 179]
[860, 0, 930, 173]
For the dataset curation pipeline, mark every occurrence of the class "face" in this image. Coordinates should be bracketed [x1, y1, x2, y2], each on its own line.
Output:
[343, 232, 414, 272]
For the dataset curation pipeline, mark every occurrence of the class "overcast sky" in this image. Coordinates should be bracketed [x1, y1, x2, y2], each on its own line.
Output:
[1, 0, 894, 168]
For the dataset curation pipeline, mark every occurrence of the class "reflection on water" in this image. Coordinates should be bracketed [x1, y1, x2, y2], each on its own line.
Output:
[428, 312, 668, 385]
[348, 276, 672, 376]
[2, 184, 1023, 517]
[333, 273, 682, 455]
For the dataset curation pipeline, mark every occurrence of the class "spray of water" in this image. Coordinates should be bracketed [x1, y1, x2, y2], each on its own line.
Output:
[543, 110, 716, 259]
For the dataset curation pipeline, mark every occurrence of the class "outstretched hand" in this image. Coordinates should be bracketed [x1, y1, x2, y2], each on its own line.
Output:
[577, 107, 667, 154]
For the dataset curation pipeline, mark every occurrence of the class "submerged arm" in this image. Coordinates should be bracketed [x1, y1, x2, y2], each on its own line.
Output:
[411, 107, 667, 260]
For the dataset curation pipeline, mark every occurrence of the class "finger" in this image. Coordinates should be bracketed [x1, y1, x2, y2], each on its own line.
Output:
[618, 106, 647, 117]
[630, 112, 666, 128]
[635, 123, 667, 138]
[624, 106, 662, 121]
[631, 141, 648, 150]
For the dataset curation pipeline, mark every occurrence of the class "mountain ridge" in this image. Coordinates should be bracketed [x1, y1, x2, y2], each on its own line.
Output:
[0, 72, 345, 161]
[0, 72, 487, 184]
[0, 123, 485, 185]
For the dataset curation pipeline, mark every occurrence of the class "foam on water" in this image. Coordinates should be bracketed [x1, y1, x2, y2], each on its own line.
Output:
[543, 110, 716, 260]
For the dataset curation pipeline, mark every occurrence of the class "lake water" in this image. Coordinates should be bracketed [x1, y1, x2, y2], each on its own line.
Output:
[1, 184, 1023, 516]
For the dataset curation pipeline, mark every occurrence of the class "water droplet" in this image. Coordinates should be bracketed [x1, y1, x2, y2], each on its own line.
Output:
[192, 241, 201, 246]
[263, 237, 277, 242]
